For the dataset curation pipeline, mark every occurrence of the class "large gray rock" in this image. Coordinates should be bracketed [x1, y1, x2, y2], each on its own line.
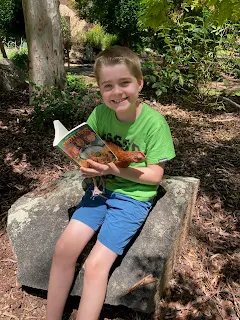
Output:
[0, 59, 27, 91]
[7, 171, 199, 313]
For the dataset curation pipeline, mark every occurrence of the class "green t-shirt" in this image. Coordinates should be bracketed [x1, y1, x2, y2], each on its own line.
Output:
[87, 103, 175, 201]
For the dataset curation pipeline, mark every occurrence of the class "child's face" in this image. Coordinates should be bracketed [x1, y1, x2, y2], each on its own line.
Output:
[98, 64, 143, 116]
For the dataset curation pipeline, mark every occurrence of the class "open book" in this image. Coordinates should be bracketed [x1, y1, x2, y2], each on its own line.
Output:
[53, 120, 118, 167]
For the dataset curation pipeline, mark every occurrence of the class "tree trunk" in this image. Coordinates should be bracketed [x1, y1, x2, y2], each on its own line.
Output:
[0, 37, 7, 59]
[22, 0, 65, 98]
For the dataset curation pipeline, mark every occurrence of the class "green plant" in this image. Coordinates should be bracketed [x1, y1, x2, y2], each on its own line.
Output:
[101, 32, 118, 50]
[74, 31, 87, 45]
[74, 0, 142, 48]
[61, 16, 72, 48]
[66, 72, 88, 92]
[31, 75, 101, 130]
[85, 25, 117, 51]
[138, 0, 240, 30]
[85, 25, 103, 51]
[0, 0, 24, 38]
[142, 14, 240, 98]
[9, 47, 28, 71]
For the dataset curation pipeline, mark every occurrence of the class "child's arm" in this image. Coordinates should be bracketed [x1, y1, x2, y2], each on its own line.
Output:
[80, 160, 165, 185]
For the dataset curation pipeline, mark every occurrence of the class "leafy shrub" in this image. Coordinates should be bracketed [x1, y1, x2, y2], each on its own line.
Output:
[61, 16, 72, 50]
[85, 25, 117, 51]
[86, 25, 102, 49]
[9, 47, 28, 71]
[102, 32, 118, 50]
[66, 72, 88, 92]
[31, 74, 101, 130]
[143, 15, 239, 97]
[74, 0, 142, 48]
[74, 30, 87, 45]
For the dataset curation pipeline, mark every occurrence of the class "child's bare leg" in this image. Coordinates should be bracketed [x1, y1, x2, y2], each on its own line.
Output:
[76, 240, 117, 320]
[46, 220, 95, 320]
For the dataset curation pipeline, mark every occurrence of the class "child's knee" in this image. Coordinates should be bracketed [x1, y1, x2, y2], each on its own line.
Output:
[53, 238, 76, 263]
[54, 238, 68, 259]
[84, 256, 109, 279]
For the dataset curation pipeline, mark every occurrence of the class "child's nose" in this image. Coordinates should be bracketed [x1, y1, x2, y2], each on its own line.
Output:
[113, 85, 122, 94]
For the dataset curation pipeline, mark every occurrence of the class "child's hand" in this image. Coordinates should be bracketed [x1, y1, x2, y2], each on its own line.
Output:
[80, 159, 114, 177]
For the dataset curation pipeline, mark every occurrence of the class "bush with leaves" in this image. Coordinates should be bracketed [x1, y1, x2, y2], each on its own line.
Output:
[61, 16, 72, 50]
[214, 23, 240, 80]
[85, 25, 117, 51]
[0, 0, 24, 38]
[9, 47, 28, 71]
[31, 73, 101, 131]
[138, 0, 240, 29]
[74, 0, 144, 48]
[143, 13, 240, 97]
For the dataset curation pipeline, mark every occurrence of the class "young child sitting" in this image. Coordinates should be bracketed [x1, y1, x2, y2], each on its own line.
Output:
[46, 46, 175, 320]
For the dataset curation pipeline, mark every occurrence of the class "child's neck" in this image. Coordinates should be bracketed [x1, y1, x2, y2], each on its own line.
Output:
[115, 101, 143, 123]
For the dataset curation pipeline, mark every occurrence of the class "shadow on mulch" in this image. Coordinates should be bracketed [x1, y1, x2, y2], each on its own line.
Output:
[65, 63, 95, 78]
[0, 89, 58, 228]
[142, 89, 240, 115]
[1, 88, 240, 319]
[22, 285, 152, 320]
[1, 89, 239, 226]
[163, 115, 239, 212]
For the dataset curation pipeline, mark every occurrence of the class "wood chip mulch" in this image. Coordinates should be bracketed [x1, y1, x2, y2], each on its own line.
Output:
[0, 89, 239, 320]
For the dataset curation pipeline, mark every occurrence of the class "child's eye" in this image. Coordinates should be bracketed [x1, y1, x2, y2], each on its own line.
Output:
[121, 81, 130, 86]
[104, 84, 112, 89]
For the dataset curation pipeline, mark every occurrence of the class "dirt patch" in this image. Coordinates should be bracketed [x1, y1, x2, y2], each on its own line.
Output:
[0, 86, 239, 319]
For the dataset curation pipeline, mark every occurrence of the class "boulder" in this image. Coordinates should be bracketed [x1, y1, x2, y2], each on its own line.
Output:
[7, 171, 199, 313]
[0, 59, 27, 91]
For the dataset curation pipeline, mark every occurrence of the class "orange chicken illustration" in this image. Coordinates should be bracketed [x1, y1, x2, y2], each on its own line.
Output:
[80, 140, 146, 197]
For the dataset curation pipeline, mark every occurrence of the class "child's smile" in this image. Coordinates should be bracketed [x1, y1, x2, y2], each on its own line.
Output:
[99, 64, 143, 122]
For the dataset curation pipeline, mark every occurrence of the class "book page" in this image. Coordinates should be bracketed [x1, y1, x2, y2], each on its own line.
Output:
[57, 123, 117, 167]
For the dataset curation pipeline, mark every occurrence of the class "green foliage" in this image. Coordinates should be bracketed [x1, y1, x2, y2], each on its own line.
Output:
[74, 30, 87, 45]
[61, 16, 72, 48]
[214, 23, 240, 79]
[0, 0, 24, 37]
[143, 16, 239, 97]
[74, 0, 143, 48]
[65, 72, 87, 92]
[9, 47, 28, 71]
[0, 0, 14, 33]
[183, 0, 240, 25]
[102, 32, 118, 50]
[85, 25, 117, 51]
[85, 25, 106, 50]
[138, 0, 173, 30]
[31, 74, 100, 130]
[139, 0, 240, 30]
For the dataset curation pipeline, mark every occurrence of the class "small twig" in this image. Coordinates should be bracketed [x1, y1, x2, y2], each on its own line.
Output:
[211, 118, 238, 122]
[1, 312, 19, 319]
[222, 97, 240, 109]
[125, 274, 158, 294]
[227, 282, 240, 318]
[0, 259, 17, 263]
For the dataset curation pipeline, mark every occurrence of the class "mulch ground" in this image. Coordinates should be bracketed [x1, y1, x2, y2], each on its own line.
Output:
[0, 87, 239, 320]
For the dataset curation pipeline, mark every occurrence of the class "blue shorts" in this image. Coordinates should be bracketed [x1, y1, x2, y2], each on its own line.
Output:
[71, 187, 152, 255]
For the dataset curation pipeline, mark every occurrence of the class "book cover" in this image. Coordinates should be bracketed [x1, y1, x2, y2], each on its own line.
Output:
[53, 120, 118, 167]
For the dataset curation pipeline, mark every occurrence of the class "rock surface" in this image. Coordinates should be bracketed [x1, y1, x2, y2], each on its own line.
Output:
[7, 171, 199, 313]
[0, 59, 27, 91]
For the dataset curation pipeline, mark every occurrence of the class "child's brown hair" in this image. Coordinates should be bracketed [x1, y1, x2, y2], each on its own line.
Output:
[94, 46, 143, 84]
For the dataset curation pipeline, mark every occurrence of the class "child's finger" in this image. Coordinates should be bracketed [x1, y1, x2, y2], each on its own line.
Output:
[86, 159, 106, 171]
[80, 167, 103, 177]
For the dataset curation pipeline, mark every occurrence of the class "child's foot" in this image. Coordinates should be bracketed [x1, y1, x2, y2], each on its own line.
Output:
[91, 188, 107, 199]
[91, 178, 107, 199]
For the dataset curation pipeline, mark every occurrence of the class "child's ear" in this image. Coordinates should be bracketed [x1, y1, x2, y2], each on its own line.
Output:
[138, 77, 144, 92]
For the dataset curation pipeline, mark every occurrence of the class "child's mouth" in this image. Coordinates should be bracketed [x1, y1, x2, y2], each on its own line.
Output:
[112, 98, 127, 104]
